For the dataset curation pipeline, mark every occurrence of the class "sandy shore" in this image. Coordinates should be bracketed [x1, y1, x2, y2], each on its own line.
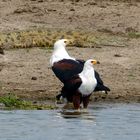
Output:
[0, 0, 140, 104]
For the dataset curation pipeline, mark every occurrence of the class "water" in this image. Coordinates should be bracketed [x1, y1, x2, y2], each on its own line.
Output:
[0, 103, 140, 140]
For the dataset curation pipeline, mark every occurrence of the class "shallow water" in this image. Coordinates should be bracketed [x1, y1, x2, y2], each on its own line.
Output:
[0, 103, 140, 140]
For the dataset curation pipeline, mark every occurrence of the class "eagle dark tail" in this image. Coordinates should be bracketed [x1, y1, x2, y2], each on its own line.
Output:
[56, 93, 62, 100]
[94, 84, 110, 94]
[56, 86, 67, 101]
[56, 86, 74, 102]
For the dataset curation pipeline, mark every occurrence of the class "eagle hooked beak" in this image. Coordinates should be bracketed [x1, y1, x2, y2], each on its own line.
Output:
[91, 60, 100, 65]
[64, 39, 74, 46]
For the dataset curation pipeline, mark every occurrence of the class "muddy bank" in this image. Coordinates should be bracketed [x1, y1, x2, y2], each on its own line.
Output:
[0, 44, 140, 103]
[0, 0, 140, 104]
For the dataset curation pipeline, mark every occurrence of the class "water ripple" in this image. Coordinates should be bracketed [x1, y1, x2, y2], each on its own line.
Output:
[0, 103, 140, 140]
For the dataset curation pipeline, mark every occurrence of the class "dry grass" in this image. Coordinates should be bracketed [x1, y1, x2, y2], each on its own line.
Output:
[0, 28, 133, 49]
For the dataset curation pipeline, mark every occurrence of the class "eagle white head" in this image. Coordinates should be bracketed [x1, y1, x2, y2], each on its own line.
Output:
[50, 39, 75, 66]
[54, 39, 69, 49]
[80, 59, 100, 76]
[53, 39, 74, 52]
[84, 59, 100, 68]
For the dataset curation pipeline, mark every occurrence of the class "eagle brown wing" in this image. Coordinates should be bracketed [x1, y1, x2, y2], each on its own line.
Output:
[52, 59, 84, 83]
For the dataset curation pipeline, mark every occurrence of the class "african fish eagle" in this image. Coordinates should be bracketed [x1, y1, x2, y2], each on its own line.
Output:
[50, 39, 110, 108]
[61, 59, 104, 109]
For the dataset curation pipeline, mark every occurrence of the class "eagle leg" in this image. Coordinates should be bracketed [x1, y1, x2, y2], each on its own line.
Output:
[82, 95, 90, 109]
[72, 94, 81, 110]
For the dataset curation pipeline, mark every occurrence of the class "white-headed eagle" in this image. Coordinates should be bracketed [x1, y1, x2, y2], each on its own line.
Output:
[50, 39, 110, 109]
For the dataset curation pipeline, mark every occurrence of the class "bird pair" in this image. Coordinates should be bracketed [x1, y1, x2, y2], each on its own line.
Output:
[50, 39, 110, 110]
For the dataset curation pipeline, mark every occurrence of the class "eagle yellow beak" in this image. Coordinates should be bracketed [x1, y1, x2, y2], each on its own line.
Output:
[91, 60, 100, 65]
